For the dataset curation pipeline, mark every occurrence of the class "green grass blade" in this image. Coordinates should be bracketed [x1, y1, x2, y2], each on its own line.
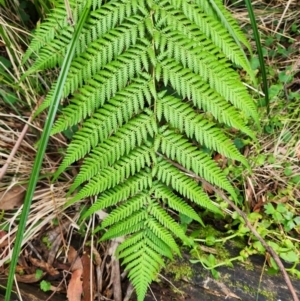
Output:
[208, 0, 255, 84]
[0, 26, 18, 64]
[244, 0, 269, 114]
[4, 2, 91, 300]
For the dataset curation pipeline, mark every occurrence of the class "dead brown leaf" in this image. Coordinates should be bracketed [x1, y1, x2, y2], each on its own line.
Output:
[67, 269, 83, 301]
[202, 182, 214, 194]
[0, 185, 26, 210]
[0, 230, 8, 248]
[68, 246, 83, 272]
[67, 247, 83, 301]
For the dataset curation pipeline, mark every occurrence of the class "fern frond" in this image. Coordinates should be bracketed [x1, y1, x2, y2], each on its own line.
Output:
[116, 232, 145, 254]
[68, 113, 156, 190]
[31, 14, 149, 93]
[157, 1, 253, 76]
[50, 42, 151, 132]
[143, 229, 174, 259]
[158, 129, 237, 199]
[123, 244, 162, 301]
[80, 170, 152, 219]
[155, 159, 223, 214]
[197, 0, 252, 53]
[65, 15, 149, 92]
[153, 182, 203, 225]
[116, 230, 173, 259]
[101, 210, 148, 240]
[183, 0, 252, 60]
[154, 29, 255, 123]
[159, 57, 258, 123]
[116, 229, 174, 301]
[25, 27, 74, 73]
[55, 103, 155, 180]
[158, 95, 251, 165]
[148, 202, 191, 245]
[26, 1, 258, 300]
[25, 0, 147, 74]
[101, 193, 148, 228]
[146, 217, 180, 255]
[22, 0, 84, 64]
[123, 245, 165, 269]
[70, 146, 154, 204]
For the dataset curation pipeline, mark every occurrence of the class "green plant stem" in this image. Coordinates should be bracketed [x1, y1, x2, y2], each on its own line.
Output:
[4, 3, 91, 300]
[207, 256, 242, 270]
[192, 247, 242, 270]
[209, 0, 255, 84]
[194, 233, 239, 243]
[256, 257, 267, 301]
[244, 0, 269, 114]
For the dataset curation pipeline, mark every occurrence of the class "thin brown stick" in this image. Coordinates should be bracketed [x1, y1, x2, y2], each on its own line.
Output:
[0, 120, 31, 180]
[0, 100, 42, 180]
[162, 155, 299, 301]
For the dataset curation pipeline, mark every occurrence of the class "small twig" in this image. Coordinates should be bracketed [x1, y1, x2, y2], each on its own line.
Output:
[0, 119, 31, 180]
[148, 285, 158, 301]
[0, 99, 42, 180]
[108, 238, 124, 301]
[123, 283, 135, 301]
[161, 155, 299, 301]
[27, 241, 43, 261]
[274, 0, 293, 33]
[256, 257, 267, 301]
[64, 0, 74, 26]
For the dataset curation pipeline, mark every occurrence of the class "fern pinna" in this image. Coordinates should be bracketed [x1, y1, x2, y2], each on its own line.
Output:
[24, 0, 257, 299]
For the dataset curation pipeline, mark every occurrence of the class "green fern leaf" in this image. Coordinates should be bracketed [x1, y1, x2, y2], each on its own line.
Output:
[80, 170, 152, 219]
[117, 230, 173, 259]
[153, 182, 204, 226]
[148, 202, 191, 245]
[24, 0, 148, 73]
[158, 129, 237, 200]
[70, 147, 154, 203]
[155, 159, 223, 214]
[101, 210, 148, 240]
[143, 229, 174, 259]
[158, 1, 253, 76]
[159, 57, 258, 123]
[22, 0, 84, 64]
[158, 95, 252, 165]
[155, 29, 255, 123]
[123, 245, 162, 301]
[51, 43, 151, 133]
[55, 103, 155, 180]
[146, 217, 180, 255]
[101, 193, 149, 228]
[69, 114, 156, 191]
[201, 0, 252, 53]
[25, 1, 258, 299]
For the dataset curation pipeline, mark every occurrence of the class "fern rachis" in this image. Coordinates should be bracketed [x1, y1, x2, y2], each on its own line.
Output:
[25, 1, 258, 300]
